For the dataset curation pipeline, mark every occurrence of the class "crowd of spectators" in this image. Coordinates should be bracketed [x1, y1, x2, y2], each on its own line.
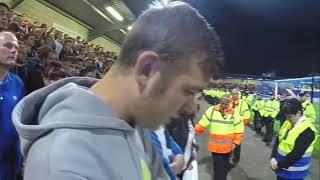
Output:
[2, 3, 117, 94]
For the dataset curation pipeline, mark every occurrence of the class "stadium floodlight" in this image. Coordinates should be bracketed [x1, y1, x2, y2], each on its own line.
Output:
[106, 6, 124, 21]
[127, 25, 132, 31]
[82, 0, 114, 23]
[120, 29, 126, 34]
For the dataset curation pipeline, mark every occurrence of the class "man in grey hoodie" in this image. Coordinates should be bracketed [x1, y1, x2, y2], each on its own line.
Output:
[12, 1, 224, 180]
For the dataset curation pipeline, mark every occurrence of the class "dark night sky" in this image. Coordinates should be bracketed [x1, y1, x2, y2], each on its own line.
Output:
[127, 0, 320, 77]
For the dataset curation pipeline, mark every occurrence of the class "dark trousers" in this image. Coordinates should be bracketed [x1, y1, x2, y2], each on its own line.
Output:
[253, 110, 262, 132]
[212, 153, 231, 180]
[232, 144, 241, 164]
[277, 176, 303, 180]
[263, 117, 274, 143]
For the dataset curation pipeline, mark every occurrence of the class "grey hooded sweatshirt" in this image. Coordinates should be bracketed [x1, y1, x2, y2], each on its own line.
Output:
[12, 77, 169, 180]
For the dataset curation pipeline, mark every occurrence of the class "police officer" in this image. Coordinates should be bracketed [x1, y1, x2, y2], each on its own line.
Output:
[252, 94, 265, 134]
[299, 92, 316, 124]
[262, 94, 280, 146]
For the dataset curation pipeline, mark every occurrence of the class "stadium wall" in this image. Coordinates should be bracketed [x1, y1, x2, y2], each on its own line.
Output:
[2, 0, 15, 7]
[14, 0, 89, 38]
[89, 36, 121, 54]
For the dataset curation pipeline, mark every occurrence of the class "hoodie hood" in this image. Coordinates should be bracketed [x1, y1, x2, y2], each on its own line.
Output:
[12, 77, 134, 156]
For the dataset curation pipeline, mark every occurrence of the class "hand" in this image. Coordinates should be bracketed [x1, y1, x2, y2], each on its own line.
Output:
[170, 155, 185, 174]
[186, 151, 197, 170]
[191, 150, 197, 161]
[186, 162, 194, 170]
[232, 143, 237, 150]
[270, 158, 278, 171]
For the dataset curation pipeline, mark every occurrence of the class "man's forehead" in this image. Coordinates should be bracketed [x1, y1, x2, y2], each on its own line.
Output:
[0, 33, 17, 41]
[0, 6, 8, 12]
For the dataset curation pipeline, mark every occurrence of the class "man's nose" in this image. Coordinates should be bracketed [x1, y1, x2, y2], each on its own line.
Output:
[181, 99, 197, 115]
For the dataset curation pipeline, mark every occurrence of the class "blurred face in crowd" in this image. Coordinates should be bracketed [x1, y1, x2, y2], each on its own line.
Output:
[62, 60, 78, 76]
[0, 32, 18, 68]
[73, 43, 81, 52]
[17, 44, 27, 65]
[84, 59, 94, 67]
[49, 32, 55, 39]
[41, 27, 47, 34]
[220, 98, 230, 110]
[0, 5, 10, 30]
[87, 46, 94, 52]
[33, 28, 43, 40]
[26, 35, 35, 47]
[44, 36, 54, 46]
[79, 47, 86, 55]
[55, 31, 63, 41]
[45, 52, 57, 65]
[87, 51, 95, 60]
[231, 89, 239, 101]
[129, 51, 209, 130]
[63, 41, 73, 52]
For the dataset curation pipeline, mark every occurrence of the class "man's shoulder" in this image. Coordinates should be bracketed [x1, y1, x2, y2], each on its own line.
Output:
[305, 101, 313, 106]
[51, 129, 135, 167]
[27, 129, 138, 180]
[8, 72, 23, 86]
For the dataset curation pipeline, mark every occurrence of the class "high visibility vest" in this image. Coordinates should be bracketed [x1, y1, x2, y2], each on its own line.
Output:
[195, 104, 244, 153]
[252, 100, 265, 115]
[140, 159, 151, 180]
[242, 95, 254, 107]
[262, 99, 280, 118]
[302, 101, 316, 123]
[248, 94, 254, 106]
[209, 90, 215, 97]
[231, 99, 251, 126]
[202, 89, 209, 96]
[276, 118, 317, 179]
[271, 100, 280, 118]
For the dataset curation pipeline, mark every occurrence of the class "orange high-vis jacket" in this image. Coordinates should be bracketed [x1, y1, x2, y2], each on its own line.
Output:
[195, 104, 244, 154]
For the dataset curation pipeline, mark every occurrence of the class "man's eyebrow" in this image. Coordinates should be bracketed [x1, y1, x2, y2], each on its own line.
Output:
[188, 85, 204, 92]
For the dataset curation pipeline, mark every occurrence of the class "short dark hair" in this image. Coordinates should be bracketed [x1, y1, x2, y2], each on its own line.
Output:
[282, 98, 303, 115]
[0, 2, 10, 11]
[79, 64, 96, 76]
[23, 33, 35, 40]
[7, 23, 19, 33]
[61, 56, 80, 64]
[38, 45, 54, 59]
[117, 1, 223, 78]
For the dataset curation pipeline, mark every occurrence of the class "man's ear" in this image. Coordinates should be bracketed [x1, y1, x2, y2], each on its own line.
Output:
[134, 51, 160, 91]
[297, 110, 302, 116]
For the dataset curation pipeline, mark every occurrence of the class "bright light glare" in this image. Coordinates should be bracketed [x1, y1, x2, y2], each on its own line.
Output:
[161, 0, 169, 5]
[106, 6, 124, 21]
[120, 29, 126, 34]
[127, 26, 132, 30]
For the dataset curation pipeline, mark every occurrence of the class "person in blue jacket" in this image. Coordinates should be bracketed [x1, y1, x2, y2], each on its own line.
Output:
[0, 31, 24, 179]
[149, 126, 185, 180]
